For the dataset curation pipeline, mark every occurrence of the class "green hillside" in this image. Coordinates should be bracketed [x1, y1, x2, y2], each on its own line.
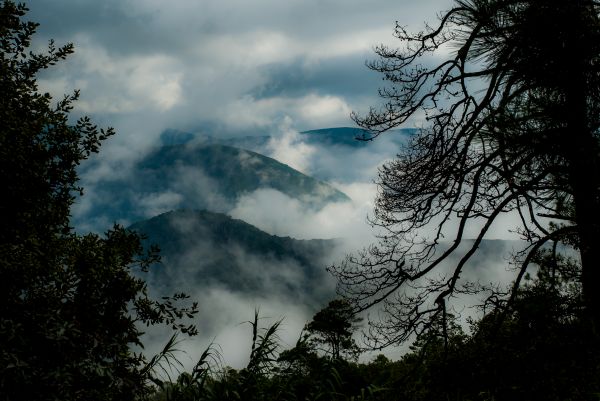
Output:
[139, 143, 349, 202]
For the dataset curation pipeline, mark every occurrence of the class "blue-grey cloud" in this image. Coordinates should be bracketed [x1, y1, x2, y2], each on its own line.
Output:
[250, 53, 382, 101]
[28, 0, 453, 139]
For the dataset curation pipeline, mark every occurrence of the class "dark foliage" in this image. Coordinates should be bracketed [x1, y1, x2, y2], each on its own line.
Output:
[305, 299, 362, 361]
[0, 2, 197, 399]
[392, 262, 600, 401]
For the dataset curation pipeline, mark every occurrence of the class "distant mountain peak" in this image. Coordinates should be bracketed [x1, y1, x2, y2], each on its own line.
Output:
[75, 142, 349, 232]
[129, 209, 337, 303]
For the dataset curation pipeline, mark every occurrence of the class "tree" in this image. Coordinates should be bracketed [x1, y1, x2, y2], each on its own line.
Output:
[305, 299, 362, 361]
[392, 260, 600, 401]
[0, 2, 197, 399]
[330, 0, 600, 347]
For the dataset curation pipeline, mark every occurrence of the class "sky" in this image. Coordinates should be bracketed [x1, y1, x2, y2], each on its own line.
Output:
[30, 0, 451, 146]
[23, 0, 531, 371]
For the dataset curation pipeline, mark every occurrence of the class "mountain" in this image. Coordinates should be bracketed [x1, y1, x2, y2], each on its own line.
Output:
[138, 143, 348, 203]
[129, 209, 337, 305]
[151, 127, 418, 184]
[130, 210, 531, 309]
[75, 143, 349, 229]
[299, 127, 413, 147]
[162, 127, 416, 150]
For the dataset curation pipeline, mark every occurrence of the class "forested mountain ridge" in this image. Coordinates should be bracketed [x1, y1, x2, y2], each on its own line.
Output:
[143, 144, 348, 201]
[129, 209, 338, 304]
[75, 142, 349, 230]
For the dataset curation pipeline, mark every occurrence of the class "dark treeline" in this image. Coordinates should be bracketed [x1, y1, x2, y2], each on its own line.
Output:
[150, 263, 600, 401]
[2, 0, 600, 400]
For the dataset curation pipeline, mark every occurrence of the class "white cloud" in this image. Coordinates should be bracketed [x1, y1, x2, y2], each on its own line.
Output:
[137, 191, 184, 217]
[229, 183, 377, 244]
[140, 287, 315, 371]
[298, 94, 352, 125]
[213, 94, 354, 133]
[200, 30, 297, 67]
[266, 119, 316, 173]
[38, 37, 183, 115]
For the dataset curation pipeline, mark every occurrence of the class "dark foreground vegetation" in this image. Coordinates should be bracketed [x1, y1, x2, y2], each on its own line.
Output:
[2, 0, 600, 400]
[0, 2, 198, 399]
[151, 269, 600, 401]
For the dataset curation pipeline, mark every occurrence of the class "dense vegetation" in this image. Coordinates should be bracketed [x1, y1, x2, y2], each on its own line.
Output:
[0, 2, 197, 399]
[149, 265, 600, 401]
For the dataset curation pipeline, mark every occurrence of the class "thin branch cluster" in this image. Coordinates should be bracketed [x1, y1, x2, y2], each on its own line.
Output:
[330, 0, 600, 348]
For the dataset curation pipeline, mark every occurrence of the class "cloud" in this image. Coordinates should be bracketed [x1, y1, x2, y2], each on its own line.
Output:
[228, 183, 380, 260]
[298, 94, 352, 125]
[137, 191, 185, 218]
[38, 38, 183, 114]
[250, 54, 382, 101]
[31, 0, 454, 143]
[207, 93, 355, 134]
[140, 287, 316, 371]
[265, 119, 316, 173]
[260, 128, 408, 183]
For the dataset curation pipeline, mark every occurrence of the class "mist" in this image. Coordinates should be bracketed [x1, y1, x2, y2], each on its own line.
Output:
[104, 126, 534, 370]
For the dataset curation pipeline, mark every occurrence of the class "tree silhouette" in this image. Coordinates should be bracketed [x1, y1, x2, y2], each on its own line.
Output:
[305, 299, 362, 361]
[330, 0, 600, 347]
[0, 2, 197, 399]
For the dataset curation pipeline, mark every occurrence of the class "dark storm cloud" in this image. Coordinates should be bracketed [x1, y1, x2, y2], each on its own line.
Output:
[250, 53, 383, 100]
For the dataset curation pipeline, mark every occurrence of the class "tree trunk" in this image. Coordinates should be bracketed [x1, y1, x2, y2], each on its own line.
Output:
[559, 0, 600, 332]
[571, 155, 600, 331]
[566, 48, 600, 332]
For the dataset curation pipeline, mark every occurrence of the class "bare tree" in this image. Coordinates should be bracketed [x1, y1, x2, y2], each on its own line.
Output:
[330, 0, 600, 348]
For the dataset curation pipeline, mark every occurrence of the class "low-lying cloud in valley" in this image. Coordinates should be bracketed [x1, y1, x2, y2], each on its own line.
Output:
[66, 120, 538, 370]
[72, 126, 401, 370]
